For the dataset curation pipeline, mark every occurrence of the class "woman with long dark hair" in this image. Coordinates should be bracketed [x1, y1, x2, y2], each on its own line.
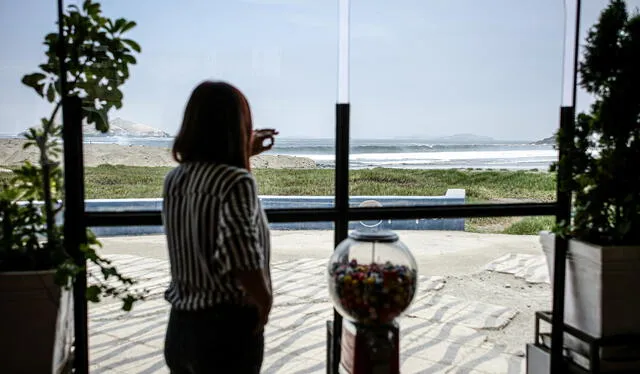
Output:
[162, 81, 277, 373]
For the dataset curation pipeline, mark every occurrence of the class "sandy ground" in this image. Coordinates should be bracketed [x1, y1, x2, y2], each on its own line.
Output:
[98, 230, 551, 354]
[0, 138, 316, 169]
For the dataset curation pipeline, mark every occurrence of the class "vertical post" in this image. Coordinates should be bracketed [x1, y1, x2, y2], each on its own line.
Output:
[329, 0, 350, 373]
[550, 0, 581, 372]
[332, 103, 350, 373]
[550, 106, 573, 373]
[58, 1, 89, 371]
[63, 95, 89, 374]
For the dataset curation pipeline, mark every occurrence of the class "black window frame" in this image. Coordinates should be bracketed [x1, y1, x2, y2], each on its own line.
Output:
[55, 1, 582, 372]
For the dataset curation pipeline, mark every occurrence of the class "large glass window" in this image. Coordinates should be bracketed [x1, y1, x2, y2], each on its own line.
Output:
[343, 1, 566, 236]
[69, 1, 337, 211]
[4, 1, 620, 373]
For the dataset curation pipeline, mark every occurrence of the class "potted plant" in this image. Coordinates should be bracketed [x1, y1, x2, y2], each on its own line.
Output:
[540, 0, 640, 351]
[0, 1, 146, 372]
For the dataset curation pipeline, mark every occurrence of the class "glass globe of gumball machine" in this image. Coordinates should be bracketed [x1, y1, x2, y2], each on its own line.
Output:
[328, 229, 418, 374]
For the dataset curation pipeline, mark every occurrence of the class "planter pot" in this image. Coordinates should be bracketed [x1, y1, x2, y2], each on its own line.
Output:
[540, 231, 640, 363]
[540, 231, 640, 338]
[0, 270, 74, 374]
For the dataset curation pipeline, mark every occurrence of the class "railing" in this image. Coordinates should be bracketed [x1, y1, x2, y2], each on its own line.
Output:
[83, 189, 466, 236]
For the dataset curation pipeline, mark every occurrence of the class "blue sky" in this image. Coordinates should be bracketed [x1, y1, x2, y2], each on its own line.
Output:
[0, 0, 634, 140]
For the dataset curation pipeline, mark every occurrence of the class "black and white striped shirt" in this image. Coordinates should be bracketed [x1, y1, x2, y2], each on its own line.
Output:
[162, 162, 271, 310]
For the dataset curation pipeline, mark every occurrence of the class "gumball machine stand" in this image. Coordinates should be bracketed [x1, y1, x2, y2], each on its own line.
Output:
[339, 319, 400, 373]
[328, 230, 418, 374]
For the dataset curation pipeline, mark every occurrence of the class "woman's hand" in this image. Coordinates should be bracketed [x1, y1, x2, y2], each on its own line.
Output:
[236, 269, 273, 333]
[255, 295, 272, 333]
[250, 129, 279, 156]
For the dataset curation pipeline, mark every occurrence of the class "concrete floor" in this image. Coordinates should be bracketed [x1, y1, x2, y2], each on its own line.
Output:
[88, 231, 551, 373]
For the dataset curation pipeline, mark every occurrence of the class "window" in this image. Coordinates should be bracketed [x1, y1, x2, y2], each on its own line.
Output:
[2, 0, 596, 373]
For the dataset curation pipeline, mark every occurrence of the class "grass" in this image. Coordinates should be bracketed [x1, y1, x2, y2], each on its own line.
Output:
[501, 216, 555, 235]
[83, 164, 168, 200]
[261, 168, 557, 202]
[0, 165, 557, 234]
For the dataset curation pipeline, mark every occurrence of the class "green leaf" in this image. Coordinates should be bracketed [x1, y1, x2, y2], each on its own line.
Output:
[104, 88, 124, 103]
[87, 3, 100, 17]
[39, 63, 56, 74]
[122, 39, 141, 53]
[120, 21, 137, 33]
[46, 84, 56, 103]
[86, 285, 101, 302]
[84, 109, 109, 133]
[22, 73, 47, 96]
[122, 54, 137, 64]
[114, 18, 127, 32]
[44, 32, 57, 45]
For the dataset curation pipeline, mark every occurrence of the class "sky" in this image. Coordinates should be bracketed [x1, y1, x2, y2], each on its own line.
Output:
[0, 0, 636, 140]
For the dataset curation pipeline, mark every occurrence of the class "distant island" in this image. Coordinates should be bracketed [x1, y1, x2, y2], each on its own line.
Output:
[533, 135, 555, 145]
[83, 117, 171, 138]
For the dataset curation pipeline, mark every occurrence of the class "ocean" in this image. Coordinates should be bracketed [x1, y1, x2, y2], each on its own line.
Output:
[82, 136, 557, 170]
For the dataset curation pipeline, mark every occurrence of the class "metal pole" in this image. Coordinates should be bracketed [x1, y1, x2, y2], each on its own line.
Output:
[570, 0, 582, 111]
[57, 0, 90, 371]
[63, 96, 90, 374]
[550, 1, 581, 372]
[65, 96, 90, 373]
[332, 103, 350, 373]
[329, 0, 351, 372]
[550, 106, 574, 373]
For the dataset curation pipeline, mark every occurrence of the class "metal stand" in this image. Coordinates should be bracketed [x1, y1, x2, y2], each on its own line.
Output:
[529, 311, 640, 373]
[338, 320, 399, 374]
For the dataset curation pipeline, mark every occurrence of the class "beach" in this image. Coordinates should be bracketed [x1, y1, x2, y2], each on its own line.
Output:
[0, 138, 317, 169]
[0, 137, 557, 234]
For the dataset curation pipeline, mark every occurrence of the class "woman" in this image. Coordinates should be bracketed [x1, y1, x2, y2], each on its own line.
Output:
[162, 81, 277, 373]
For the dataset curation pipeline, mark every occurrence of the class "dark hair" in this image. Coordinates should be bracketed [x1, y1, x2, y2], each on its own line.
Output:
[172, 81, 253, 170]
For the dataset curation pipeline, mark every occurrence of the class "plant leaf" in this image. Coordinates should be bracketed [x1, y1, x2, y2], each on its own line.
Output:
[114, 18, 127, 32]
[46, 84, 56, 103]
[22, 73, 47, 96]
[122, 39, 141, 53]
[120, 21, 137, 33]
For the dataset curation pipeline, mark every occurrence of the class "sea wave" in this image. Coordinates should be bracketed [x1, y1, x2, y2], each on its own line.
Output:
[270, 143, 547, 154]
[310, 149, 558, 170]
[297, 149, 557, 162]
[82, 136, 550, 154]
[79, 136, 557, 170]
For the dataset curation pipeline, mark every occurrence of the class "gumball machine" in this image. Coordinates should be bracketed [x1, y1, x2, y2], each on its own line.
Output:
[328, 229, 418, 374]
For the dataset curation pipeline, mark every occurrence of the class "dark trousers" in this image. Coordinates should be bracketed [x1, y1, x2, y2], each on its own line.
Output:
[164, 305, 264, 374]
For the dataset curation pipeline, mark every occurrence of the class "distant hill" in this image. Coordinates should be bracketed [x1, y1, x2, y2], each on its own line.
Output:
[431, 133, 496, 144]
[84, 117, 170, 138]
[533, 135, 555, 145]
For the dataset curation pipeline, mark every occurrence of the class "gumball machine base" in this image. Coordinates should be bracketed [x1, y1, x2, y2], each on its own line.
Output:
[339, 320, 400, 374]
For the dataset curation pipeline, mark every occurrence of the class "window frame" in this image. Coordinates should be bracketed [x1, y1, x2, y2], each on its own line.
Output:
[55, 2, 584, 373]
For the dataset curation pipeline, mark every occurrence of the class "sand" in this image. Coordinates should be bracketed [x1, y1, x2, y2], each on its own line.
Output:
[97, 231, 551, 358]
[0, 138, 316, 169]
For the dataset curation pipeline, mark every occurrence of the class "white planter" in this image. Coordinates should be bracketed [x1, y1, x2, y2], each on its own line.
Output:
[540, 231, 640, 338]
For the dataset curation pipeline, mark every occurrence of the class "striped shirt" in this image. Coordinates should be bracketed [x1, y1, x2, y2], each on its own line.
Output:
[162, 162, 271, 310]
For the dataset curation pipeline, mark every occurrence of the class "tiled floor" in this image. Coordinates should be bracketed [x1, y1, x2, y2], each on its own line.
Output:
[88, 254, 546, 373]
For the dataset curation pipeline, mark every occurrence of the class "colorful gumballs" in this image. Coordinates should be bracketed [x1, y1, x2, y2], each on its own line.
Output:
[330, 259, 417, 324]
